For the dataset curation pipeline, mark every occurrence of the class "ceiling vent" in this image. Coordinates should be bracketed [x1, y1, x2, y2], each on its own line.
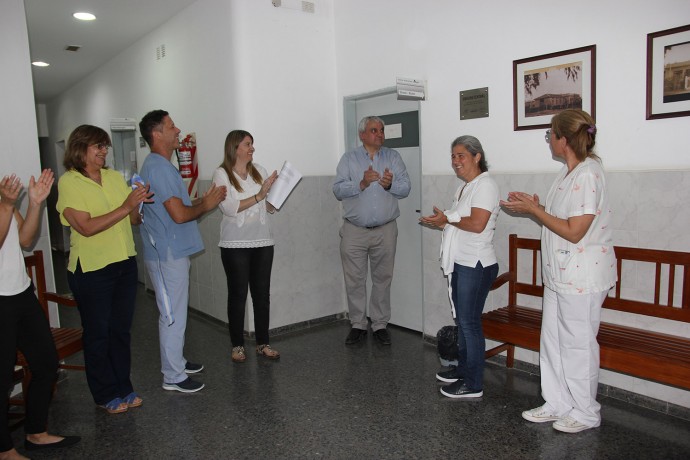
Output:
[65, 45, 81, 52]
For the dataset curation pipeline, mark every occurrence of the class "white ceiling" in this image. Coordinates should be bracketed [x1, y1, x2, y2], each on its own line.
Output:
[25, 0, 199, 103]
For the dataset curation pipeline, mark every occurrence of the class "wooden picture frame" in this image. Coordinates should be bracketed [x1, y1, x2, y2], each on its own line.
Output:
[646, 24, 690, 120]
[513, 45, 596, 131]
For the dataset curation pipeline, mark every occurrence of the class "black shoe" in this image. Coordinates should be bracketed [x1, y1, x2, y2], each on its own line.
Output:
[373, 328, 391, 345]
[345, 328, 367, 344]
[440, 381, 483, 399]
[25, 436, 81, 451]
[436, 367, 462, 383]
[184, 361, 204, 374]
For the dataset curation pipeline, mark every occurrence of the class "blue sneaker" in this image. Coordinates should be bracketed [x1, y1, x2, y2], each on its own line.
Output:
[162, 377, 204, 393]
[184, 362, 204, 374]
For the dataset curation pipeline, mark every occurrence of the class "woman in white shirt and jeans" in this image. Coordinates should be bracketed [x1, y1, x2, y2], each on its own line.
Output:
[212, 130, 278, 363]
[501, 109, 617, 433]
[420, 135, 500, 399]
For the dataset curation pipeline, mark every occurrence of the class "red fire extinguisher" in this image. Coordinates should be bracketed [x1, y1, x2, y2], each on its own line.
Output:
[176, 133, 198, 199]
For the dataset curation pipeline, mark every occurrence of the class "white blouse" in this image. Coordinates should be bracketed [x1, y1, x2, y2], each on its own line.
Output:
[0, 215, 31, 296]
[541, 157, 617, 294]
[212, 164, 274, 249]
[440, 172, 500, 274]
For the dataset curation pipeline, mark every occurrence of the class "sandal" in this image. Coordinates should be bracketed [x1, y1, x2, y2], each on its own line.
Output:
[98, 397, 128, 414]
[123, 392, 143, 408]
[256, 344, 280, 360]
[232, 346, 246, 363]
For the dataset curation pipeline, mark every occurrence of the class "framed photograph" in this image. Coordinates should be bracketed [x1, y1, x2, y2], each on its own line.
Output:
[513, 45, 596, 131]
[646, 24, 690, 120]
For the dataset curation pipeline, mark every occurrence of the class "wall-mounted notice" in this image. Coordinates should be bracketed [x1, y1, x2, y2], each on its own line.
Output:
[460, 87, 489, 120]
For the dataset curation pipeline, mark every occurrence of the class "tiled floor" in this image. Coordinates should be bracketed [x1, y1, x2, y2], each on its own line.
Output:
[10, 284, 690, 459]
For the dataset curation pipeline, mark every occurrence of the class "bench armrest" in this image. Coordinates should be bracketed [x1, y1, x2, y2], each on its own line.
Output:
[44, 291, 78, 308]
[490, 272, 514, 291]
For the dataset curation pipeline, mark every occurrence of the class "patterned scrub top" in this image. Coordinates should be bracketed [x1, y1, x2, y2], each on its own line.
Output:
[541, 157, 617, 294]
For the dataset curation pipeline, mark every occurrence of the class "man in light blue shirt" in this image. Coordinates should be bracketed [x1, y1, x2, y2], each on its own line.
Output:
[139, 110, 226, 393]
[333, 116, 411, 345]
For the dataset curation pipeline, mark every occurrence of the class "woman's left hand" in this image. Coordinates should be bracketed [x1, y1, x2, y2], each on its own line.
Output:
[124, 182, 154, 212]
[419, 206, 448, 229]
[500, 191, 540, 215]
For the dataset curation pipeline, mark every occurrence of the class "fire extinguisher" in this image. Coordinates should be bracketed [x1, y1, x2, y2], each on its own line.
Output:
[176, 133, 198, 199]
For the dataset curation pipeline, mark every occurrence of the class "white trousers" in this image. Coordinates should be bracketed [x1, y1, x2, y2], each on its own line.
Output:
[540, 287, 607, 427]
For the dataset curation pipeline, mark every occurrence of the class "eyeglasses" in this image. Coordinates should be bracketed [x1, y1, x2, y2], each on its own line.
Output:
[544, 129, 551, 143]
[92, 142, 110, 150]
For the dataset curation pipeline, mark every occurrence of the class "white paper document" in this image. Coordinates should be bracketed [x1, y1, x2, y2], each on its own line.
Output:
[267, 161, 302, 210]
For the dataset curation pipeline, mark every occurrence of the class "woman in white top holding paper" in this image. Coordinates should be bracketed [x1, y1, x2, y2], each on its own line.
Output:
[212, 130, 279, 363]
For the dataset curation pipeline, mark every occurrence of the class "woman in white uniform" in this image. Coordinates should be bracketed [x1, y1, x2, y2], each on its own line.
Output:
[501, 109, 617, 433]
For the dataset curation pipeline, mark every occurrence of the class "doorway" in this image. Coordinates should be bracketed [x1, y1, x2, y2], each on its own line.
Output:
[110, 128, 138, 182]
[343, 89, 424, 333]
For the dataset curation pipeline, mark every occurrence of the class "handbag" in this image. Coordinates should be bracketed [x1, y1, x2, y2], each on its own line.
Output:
[436, 325, 458, 360]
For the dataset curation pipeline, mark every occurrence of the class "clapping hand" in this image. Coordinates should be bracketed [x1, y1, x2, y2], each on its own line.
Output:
[0, 174, 23, 208]
[379, 168, 393, 190]
[28, 169, 54, 206]
[419, 206, 448, 229]
[125, 182, 154, 211]
[360, 165, 380, 190]
[258, 170, 278, 200]
[500, 192, 540, 215]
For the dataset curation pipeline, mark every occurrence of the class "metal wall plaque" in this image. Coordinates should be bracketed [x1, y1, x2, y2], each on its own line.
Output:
[459, 87, 489, 120]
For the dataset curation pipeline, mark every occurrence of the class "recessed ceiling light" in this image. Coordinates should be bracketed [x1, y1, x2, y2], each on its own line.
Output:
[73, 12, 96, 21]
[32, 61, 50, 67]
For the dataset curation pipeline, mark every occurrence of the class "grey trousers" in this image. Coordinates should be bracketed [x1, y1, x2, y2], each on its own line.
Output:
[339, 219, 397, 331]
[145, 252, 191, 384]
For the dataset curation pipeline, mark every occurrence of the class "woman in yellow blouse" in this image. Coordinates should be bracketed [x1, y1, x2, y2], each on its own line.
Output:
[57, 125, 152, 414]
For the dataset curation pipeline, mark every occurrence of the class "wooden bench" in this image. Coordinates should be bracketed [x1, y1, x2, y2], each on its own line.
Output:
[482, 234, 690, 391]
[11, 250, 84, 408]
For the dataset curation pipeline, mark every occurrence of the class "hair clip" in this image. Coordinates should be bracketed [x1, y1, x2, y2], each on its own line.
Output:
[587, 124, 597, 134]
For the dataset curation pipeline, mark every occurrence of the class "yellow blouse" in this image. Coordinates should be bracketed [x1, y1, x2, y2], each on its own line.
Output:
[57, 169, 136, 273]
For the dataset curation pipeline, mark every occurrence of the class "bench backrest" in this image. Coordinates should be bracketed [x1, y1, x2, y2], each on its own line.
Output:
[506, 234, 690, 324]
[24, 249, 50, 319]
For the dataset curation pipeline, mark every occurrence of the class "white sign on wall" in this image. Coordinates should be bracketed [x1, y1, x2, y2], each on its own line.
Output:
[396, 77, 426, 101]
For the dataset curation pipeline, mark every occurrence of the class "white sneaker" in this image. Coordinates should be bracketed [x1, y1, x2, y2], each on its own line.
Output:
[522, 405, 560, 423]
[553, 415, 594, 433]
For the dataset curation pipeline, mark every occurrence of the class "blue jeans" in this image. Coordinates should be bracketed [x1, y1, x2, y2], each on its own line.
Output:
[68, 257, 138, 405]
[451, 261, 498, 391]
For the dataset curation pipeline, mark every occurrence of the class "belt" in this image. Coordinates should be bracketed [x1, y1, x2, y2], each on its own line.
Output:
[346, 219, 389, 230]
